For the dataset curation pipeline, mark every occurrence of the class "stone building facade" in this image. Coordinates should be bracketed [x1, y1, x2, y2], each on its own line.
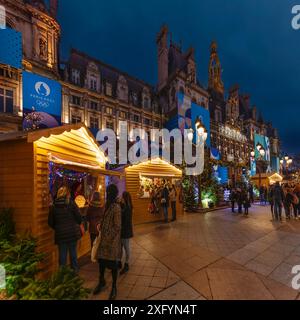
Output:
[0, 1, 280, 181]
[0, 0, 60, 132]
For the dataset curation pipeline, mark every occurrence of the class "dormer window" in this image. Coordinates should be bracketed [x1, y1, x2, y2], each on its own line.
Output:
[90, 76, 97, 91]
[106, 82, 112, 96]
[132, 92, 138, 106]
[143, 96, 150, 109]
[71, 69, 80, 85]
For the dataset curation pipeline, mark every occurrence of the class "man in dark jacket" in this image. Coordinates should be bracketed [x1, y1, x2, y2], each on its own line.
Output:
[48, 186, 82, 272]
[270, 182, 285, 221]
[230, 188, 237, 213]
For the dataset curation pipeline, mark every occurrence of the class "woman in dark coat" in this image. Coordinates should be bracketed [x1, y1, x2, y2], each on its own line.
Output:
[243, 190, 251, 216]
[119, 191, 133, 275]
[86, 191, 104, 247]
[93, 184, 121, 300]
[48, 186, 82, 272]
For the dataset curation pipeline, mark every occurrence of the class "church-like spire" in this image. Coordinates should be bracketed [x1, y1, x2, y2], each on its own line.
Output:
[208, 41, 224, 97]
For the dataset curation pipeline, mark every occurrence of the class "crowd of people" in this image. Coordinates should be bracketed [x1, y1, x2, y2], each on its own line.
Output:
[48, 183, 134, 300]
[268, 182, 300, 221]
[148, 181, 178, 223]
[229, 185, 253, 216]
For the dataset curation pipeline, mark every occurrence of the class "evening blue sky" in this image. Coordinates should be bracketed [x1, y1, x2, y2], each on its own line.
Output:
[55, 0, 300, 154]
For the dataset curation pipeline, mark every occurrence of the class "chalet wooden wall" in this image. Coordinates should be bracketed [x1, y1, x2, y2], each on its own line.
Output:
[125, 160, 183, 225]
[33, 130, 106, 275]
[0, 139, 34, 233]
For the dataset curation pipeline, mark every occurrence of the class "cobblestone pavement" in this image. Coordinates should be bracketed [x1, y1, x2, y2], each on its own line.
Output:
[79, 204, 300, 300]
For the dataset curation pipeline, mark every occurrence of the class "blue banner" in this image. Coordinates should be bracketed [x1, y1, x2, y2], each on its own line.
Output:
[0, 28, 22, 69]
[254, 133, 270, 163]
[211, 147, 220, 160]
[23, 72, 62, 129]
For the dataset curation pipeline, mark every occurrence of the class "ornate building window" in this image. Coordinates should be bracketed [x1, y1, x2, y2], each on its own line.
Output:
[71, 114, 82, 124]
[131, 92, 138, 106]
[215, 109, 222, 123]
[143, 96, 150, 109]
[106, 119, 114, 130]
[90, 116, 99, 129]
[105, 107, 113, 115]
[0, 87, 14, 113]
[119, 111, 127, 119]
[38, 36, 47, 61]
[142, 87, 151, 110]
[89, 101, 99, 110]
[105, 82, 113, 96]
[117, 75, 128, 102]
[90, 77, 97, 91]
[133, 114, 140, 123]
[144, 118, 151, 126]
[71, 69, 80, 85]
[71, 95, 81, 106]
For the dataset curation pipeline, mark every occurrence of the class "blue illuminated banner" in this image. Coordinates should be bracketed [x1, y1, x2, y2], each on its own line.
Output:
[254, 133, 270, 163]
[23, 72, 62, 129]
[0, 28, 22, 68]
[166, 92, 211, 147]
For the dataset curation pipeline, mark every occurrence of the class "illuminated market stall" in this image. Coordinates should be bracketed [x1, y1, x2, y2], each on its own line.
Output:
[121, 158, 183, 224]
[0, 124, 120, 275]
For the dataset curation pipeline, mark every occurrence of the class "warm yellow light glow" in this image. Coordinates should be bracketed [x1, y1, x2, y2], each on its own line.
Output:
[48, 153, 103, 170]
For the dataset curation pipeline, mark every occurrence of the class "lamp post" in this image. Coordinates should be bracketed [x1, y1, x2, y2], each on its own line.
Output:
[254, 145, 267, 188]
[194, 116, 208, 208]
[280, 155, 293, 176]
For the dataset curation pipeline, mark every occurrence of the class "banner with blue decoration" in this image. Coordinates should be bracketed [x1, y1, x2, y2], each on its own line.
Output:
[22, 72, 62, 129]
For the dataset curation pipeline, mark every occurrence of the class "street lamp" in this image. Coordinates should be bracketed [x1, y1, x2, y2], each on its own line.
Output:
[256, 143, 263, 151]
[280, 156, 293, 176]
[259, 148, 266, 158]
[194, 116, 207, 209]
[250, 150, 255, 158]
[187, 128, 194, 142]
[254, 146, 266, 188]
